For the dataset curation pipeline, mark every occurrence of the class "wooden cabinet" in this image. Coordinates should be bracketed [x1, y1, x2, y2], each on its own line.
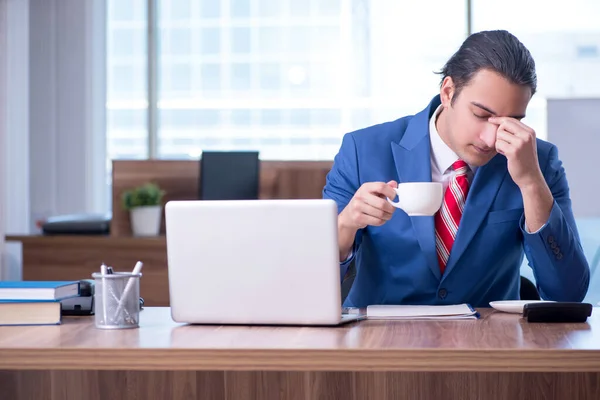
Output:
[6, 235, 171, 306]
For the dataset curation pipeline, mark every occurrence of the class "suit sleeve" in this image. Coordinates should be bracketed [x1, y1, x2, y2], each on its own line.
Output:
[520, 145, 590, 301]
[323, 133, 363, 280]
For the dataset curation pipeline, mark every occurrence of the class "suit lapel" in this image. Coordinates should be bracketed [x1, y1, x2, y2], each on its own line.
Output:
[390, 97, 441, 281]
[441, 154, 508, 280]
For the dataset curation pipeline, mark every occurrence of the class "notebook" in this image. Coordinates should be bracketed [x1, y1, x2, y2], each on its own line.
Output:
[0, 281, 80, 301]
[366, 304, 479, 320]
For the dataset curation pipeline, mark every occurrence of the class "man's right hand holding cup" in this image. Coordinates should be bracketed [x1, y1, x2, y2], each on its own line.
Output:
[337, 180, 398, 261]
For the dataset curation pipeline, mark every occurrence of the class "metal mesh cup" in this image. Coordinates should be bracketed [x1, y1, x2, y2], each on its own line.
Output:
[92, 272, 142, 329]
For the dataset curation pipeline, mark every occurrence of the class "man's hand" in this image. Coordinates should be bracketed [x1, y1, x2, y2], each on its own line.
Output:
[337, 181, 398, 261]
[489, 116, 553, 232]
[489, 116, 544, 190]
[339, 181, 398, 230]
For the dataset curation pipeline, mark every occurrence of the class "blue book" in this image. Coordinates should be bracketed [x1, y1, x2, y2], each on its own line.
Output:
[0, 281, 80, 301]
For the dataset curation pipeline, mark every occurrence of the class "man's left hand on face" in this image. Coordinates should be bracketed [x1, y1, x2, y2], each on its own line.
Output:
[489, 116, 545, 190]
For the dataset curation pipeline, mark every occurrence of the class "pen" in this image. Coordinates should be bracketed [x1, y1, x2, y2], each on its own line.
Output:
[100, 263, 108, 324]
[106, 266, 132, 319]
[113, 261, 143, 321]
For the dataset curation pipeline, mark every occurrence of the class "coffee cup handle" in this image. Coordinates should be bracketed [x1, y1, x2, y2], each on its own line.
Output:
[386, 193, 402, 208]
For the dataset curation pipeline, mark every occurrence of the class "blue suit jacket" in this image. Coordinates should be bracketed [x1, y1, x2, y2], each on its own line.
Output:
[323, 95, 590, 308]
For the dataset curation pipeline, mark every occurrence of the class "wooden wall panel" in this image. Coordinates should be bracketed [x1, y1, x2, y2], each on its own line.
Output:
[111, 160, 333, 237]
[2, 370, 599, 400]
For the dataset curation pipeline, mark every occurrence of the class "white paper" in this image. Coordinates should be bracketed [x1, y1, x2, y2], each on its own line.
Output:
[366, 304, 478, 320]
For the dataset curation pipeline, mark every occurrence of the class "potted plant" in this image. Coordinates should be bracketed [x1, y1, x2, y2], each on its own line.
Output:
[121, 182, 166, 236]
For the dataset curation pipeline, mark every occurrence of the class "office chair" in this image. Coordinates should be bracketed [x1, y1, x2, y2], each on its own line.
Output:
[340, 261, 541, 303]
[341, 263, 357, 303]
[199, 151, 260, 200]
[519, 276, 540, 300]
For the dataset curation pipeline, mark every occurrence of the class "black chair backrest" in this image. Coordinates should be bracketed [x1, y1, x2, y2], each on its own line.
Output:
[520, 276, 541, 300]
[199, 151, 260, 200]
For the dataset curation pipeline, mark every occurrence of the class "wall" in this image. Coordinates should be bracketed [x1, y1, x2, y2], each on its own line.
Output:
[546, 98, 600, 218]
[29, 0, 106, 228]
[1, 0, 30, 279]
[2, 0, 106, 279]
[546, 98, 600, 305]
[0, 0, 6, 279]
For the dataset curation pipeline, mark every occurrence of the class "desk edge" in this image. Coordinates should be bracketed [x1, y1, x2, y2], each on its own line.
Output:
[1, 348, 600, 372]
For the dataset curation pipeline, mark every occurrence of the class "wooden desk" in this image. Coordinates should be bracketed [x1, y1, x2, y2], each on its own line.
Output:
[1, 308, 599, 400]
[5, 235, 170, 306]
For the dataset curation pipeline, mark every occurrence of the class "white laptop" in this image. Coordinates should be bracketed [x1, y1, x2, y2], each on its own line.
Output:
[164, 199, 363, 326]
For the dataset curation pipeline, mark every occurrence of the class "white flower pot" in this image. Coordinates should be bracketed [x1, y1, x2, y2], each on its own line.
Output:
[130, 205, 162, 236]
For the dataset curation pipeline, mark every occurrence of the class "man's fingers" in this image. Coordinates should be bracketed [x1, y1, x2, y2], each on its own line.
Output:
[495, 136, 512, 157]
[363, 181, 387, 193]
[363, 181, 398, 200]
[356, 197, 393, 219]
[496, 129, 516, 145]
[356, 212, 387, 227]
[351, 182, 399, 229]
[489, 117, 535, 140]
[362, 192, 396, 215]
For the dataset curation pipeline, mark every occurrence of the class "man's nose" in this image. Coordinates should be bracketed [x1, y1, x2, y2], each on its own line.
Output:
[480, 123, 497, 148]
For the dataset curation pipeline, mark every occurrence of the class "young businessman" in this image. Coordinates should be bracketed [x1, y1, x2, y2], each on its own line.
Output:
[323, 30, 590, 308]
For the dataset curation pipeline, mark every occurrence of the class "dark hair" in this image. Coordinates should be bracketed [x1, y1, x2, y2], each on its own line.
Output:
[438, 30, 537, 103]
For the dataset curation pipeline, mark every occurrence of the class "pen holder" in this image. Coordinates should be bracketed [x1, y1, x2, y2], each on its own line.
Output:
[92, 272, 142, 329]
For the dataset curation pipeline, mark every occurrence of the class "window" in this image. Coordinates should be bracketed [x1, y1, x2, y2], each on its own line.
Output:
[106, 0, 148, 161]
[106, 0, 600, 166]
[107, 0, 466, 163]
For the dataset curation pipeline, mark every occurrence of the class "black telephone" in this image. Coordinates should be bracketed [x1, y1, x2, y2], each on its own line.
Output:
[61, 280, 95, 315]
[61, 280, 144, 316]
[523, 302, 593, 323]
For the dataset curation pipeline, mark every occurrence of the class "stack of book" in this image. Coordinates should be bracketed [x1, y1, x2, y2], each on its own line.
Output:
[0, 281, 80, 325]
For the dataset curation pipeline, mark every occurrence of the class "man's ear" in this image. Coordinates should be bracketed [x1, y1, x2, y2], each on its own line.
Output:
[440, 76, 455, 108]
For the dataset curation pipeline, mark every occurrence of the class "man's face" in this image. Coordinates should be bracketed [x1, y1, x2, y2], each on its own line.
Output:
[437, 69, 532, 167]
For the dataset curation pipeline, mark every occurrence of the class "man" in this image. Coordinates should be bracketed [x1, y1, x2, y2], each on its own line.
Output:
[323, 30, 590, 308]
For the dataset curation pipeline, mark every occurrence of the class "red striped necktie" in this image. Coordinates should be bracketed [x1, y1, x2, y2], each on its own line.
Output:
[434, 160, 470, 274]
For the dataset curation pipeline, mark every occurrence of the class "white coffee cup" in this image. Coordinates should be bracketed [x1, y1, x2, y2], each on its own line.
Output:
[386, 182, 443, 216]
